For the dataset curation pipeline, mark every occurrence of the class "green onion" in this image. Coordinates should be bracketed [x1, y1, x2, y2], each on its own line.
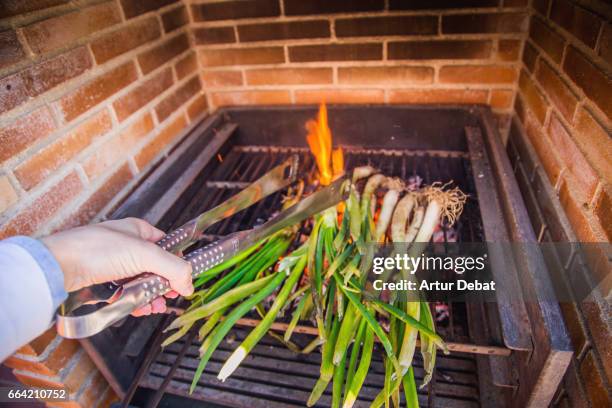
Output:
[165, 273, 277, 331]
[342, 325, 374, 408]
[402, 367, 419, 408]
[332, 303, 360, 365]
[190, 271, 285, 394]
[285, 288, 310, 342]
[217, 257, 306, 381]
[307, 316, 340, 406]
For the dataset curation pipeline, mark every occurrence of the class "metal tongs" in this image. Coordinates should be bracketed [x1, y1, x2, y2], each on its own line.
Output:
[56, 155, 300, 338]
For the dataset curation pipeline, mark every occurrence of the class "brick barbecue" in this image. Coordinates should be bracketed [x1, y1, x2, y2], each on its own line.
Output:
[0, 1, 610, 408]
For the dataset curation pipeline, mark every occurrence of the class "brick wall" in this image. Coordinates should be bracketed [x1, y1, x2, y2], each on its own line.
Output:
[0, 0, 206, 406]
[513, 0, 611, 407]
[192, 0, 529, 135]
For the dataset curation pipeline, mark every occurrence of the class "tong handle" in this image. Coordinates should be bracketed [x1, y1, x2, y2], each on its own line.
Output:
[56, 233, 246, 338]
[156, 219, 198, 253]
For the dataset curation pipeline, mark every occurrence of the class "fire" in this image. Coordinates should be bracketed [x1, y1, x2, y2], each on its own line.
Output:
[306, 103, 344, 185]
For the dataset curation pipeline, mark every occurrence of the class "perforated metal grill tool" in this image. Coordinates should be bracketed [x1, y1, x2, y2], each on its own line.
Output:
[56, 156, 299, 338]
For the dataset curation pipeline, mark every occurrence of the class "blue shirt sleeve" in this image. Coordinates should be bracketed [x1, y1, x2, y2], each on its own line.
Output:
[0, 237, 67, 362]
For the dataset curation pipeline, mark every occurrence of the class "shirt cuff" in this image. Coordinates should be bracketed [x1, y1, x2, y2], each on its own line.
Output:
[3, 236, 68, 311]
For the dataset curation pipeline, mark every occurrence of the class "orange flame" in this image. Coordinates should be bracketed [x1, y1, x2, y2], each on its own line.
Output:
[306, 103, 343, 185]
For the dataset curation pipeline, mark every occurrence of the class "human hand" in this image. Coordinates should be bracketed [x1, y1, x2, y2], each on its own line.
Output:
[41, 218, 193, 316]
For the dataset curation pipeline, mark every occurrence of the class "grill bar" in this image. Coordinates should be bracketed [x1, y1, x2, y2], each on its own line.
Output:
[128, 140, 489, 407]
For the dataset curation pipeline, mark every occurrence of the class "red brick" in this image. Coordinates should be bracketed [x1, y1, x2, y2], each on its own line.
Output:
[25, 47, 92, 94]
[524, 114, 562, 185]
[246, 68, 333, 85]
[335, 16, 437, 37]
[558, 180, 599, 242]
[201, 70, 243, 87]
[289, 43, 382, 62]
[0, 47, 92, 114]
[339, 66, 433, 85]
[514, 93, 527, 123]
[23, 2, 121, 54]
[0, 70, 29, 114]
[522, 41, 539, 73]
[61, 164, 133, 229]
[388, 40, 491, 60]
[63, 353, 97, 392]
[548, 114, 598, 201]
[238, 20, 330, 42]
[0, 172, 83, 238]
[135, 115, 187, 169]
[175, 52, 197, 80]
[581, 301, 612, 379]
[0, 107, 56, 163]
[138, 33, 189, 75]
[120, 0, 178, 18]
[518, 70, 548, 124]
[443, 12, 528, 34]
[59, 62, 138, 122]
[83, 114, 153, 179]
[200, 47, 284, 67]
[193, 26, 236, 45]
[550, 0, 602, 49]
[294, 89, 385, 104]
[599, 24, 612, 65]
[535, 59, 578, 121]
[161, 5, 188, 33]
[388, 89, 488, 104]
[91, 17, 161, 64]
[192, 0, 280, 21]
[0, 0, 70, 17]
[155, 77, 201, 122]
[76, 371, 107, 407]
[530, 16, 566, 63]
[16, 328, 58, 356]
[439, 65, 517, 84]
[4, 355, 47, 372]
[497, 39, 521, 61]
[33, 339, 80, 376]
[593, 187, 611, 240]
[0, 30, 25, 69]
[573, 108, 612, 184]
[285, 0, 384, 15]
[113, 68, 174, 122]
[187, 94, 208, 121]
[489, 89, 514, 109]
[563, 46, 612, 118]
[13, 372, 64, 390]
[211, 90, 291, 106]
[389, 0, 497, 10]
[15, 110, 112, 190]
[579, 351, 611, 407]
[0, 176, 18, 213]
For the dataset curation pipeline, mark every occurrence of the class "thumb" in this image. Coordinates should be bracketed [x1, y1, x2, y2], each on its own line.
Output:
[131, 239, 194, 296]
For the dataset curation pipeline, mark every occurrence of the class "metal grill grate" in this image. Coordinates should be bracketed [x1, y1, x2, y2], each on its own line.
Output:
[131, 144, 485, 407]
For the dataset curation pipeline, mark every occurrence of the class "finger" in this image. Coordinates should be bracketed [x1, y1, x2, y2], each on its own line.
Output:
[132, 239, 194, 296]
[150, 297, 167, 314]
[165, 290, 179, 299]
[132, 303, 152, 317]
[101, 218, 165, 242]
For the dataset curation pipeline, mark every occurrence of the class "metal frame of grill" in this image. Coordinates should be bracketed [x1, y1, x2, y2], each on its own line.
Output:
[79, 105, 572, 408]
